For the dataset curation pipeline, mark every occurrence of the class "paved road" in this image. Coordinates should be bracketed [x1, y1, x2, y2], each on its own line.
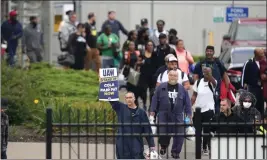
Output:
[8, 139, 206, 159]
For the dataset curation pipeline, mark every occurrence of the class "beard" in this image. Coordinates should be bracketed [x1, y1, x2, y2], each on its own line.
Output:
[168, 80, 177, 85]
[91, 20, 96, 26]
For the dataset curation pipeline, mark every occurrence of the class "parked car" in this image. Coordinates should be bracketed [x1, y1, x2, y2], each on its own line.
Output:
[219, 47, 265, 90]
[220, 18, 266, 54]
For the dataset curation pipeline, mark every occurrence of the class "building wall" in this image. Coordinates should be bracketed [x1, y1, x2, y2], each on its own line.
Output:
[48, 1, 266, 64]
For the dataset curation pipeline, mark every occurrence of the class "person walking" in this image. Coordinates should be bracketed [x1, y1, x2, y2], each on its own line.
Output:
[232, 91, 261, 133]
[122, 30, 138, 53]
[152, 33, 176, 70]
[136, 27, 150, 55]
[259, 49, 267, 106]
[156, 56, 190, 90]
[139, 18, 153, 36]
[84, 12, 101, 73]
[22, 16, 44, 63]
[191, 67, 217, 155]
[241, 48, 265, 115]
[193, 45, 230, 113]
[137, 40, 157, 111]
[67, 23, 90, 70]
[58, 11, 77, 53]
[109, 92, 155, 159]
[101, 11, 128, 38]
[175, 39, 194, 74]
[150, 70, 192, 159]
[97, 25, 119, 68]
[168, 28, 178, 50]
[1, 10, 23, 66]
[150, 20, 168, 46]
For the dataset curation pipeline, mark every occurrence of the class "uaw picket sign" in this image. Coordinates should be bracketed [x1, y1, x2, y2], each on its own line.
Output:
[98, 68, 119, 101]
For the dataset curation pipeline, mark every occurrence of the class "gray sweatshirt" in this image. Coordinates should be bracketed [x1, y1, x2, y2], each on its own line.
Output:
[22, 24, 44, 52]
[59, 19, 77, 50]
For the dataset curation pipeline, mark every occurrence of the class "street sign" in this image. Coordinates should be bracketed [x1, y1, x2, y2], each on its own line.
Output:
[213, 7, 224, 23]
[226, 7, 249, 23]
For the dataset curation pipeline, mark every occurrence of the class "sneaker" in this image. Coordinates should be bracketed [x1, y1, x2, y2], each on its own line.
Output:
[203, 149, 209, 156]
[160, 147, 166, 155]
[171, 152, 180, 159]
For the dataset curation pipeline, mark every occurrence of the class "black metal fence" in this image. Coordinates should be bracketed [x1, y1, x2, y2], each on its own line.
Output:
[46, 107, 267, 159]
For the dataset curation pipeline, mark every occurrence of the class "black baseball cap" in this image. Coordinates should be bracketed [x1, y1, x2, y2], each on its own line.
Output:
[159, 33, 167, 39]
[141, 18, 148, 25]
[88, 12, 95, 19]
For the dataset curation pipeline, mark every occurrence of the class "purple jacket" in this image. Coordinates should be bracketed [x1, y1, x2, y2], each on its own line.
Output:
[151, 82, 192, 120]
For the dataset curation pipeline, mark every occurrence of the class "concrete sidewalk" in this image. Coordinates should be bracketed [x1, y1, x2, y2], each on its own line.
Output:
[7, 139, 204, 159]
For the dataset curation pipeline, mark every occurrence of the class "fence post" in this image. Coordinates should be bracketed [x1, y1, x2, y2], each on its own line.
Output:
[195, 107, 202, 159]
[46, 108, 52, 159]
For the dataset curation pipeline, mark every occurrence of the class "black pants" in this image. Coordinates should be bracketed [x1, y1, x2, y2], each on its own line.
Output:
[248, 86, 265, 116]
[193, 110, 214, 150]
[1, 151, 7, 159]
[138, 83, 155, 111]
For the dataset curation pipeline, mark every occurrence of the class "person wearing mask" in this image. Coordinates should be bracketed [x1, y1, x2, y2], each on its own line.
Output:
[1, 10, 23, 66]
[168, 28, 178, 50]
[122, 41, 141, 103]
[122, 30, 138, 53]
[241, 48, 265, 115]
[136, 27, 150, 55]
[59, 11, 77, 52]
[175, 39, 194, 74]
[101, 11, 128, 38]
[137, 40, 157, 111]
[150, 70, 192, 159]
[1, 98, 9, 159]
[157, 56, 190, 90]
[152, 33, 176, 70]
[21, 16, 44, 63]
[193, 45, 230, 114]
[232, 91, 261, 133]
[209, 99, 244, 144]
[109, 92, 155, 159]
[67, 23, 90, 70]
[259, 49, 267, 107]
[191, 67, 217, 155]
[150, 20, 168, 46]
[97, 25, 119, 68]
[84, 12, 101, 73]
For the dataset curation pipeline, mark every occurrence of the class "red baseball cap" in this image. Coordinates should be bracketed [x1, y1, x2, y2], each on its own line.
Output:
[9, 10, 18, 17]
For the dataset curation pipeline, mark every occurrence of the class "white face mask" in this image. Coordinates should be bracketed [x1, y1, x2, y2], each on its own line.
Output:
[243, 102, 252, 108]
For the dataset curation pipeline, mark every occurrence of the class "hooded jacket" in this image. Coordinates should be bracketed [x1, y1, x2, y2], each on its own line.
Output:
[22, 23, 44, 52]
[59, 19, 77, 50]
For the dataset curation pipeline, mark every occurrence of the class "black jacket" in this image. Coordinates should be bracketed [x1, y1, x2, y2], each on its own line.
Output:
[210, 112, 243, 134]
[152, 44, 176, 69]
[241, 58, 261, 88]
[101, 20, 128, 37]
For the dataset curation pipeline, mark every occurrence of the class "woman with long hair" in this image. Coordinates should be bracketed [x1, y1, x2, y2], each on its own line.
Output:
[122, 30, 138, 53]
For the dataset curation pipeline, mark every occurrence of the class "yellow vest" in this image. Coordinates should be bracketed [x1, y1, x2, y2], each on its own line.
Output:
[259, 126, 267, 135]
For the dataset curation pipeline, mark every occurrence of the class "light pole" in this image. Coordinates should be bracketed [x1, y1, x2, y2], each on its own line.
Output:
[151, 0, 154, 29]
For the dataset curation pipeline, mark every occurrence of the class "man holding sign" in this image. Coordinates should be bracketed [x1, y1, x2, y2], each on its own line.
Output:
[99, 68, 119, 101]
[109, 92, 155, 159]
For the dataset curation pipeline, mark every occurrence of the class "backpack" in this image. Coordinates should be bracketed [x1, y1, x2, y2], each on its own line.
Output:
[196, 78, 214, 94]
[159, 69, 184, 82]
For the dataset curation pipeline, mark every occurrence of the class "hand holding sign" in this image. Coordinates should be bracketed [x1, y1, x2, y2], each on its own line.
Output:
[98, 68, 119, 101]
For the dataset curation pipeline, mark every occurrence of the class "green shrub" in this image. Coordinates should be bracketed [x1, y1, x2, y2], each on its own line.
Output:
[1, 62, 116, 134]
[192, 55, 205, 63]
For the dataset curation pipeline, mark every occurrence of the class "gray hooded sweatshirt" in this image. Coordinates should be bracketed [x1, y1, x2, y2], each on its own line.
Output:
[22, 23, 44, 52]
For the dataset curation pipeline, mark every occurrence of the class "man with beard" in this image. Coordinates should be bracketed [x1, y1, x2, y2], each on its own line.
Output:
[168, 28, 178, 50]
[22, 16, 44, 63]
[150, 70, 192, 159]
[84, 12, 101, 73]
[193, 45, 230, 114]
[242, 48, 266, 115]
[152, 33, 176, 70]
[150, 20, 169, 46]
[1, 10, 23, 66]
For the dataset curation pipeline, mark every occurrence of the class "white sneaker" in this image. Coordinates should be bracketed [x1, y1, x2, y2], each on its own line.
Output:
[203, 149, 209, 156]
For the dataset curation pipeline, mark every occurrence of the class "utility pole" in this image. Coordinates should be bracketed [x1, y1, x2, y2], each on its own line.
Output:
[151, 0, 154, 29]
